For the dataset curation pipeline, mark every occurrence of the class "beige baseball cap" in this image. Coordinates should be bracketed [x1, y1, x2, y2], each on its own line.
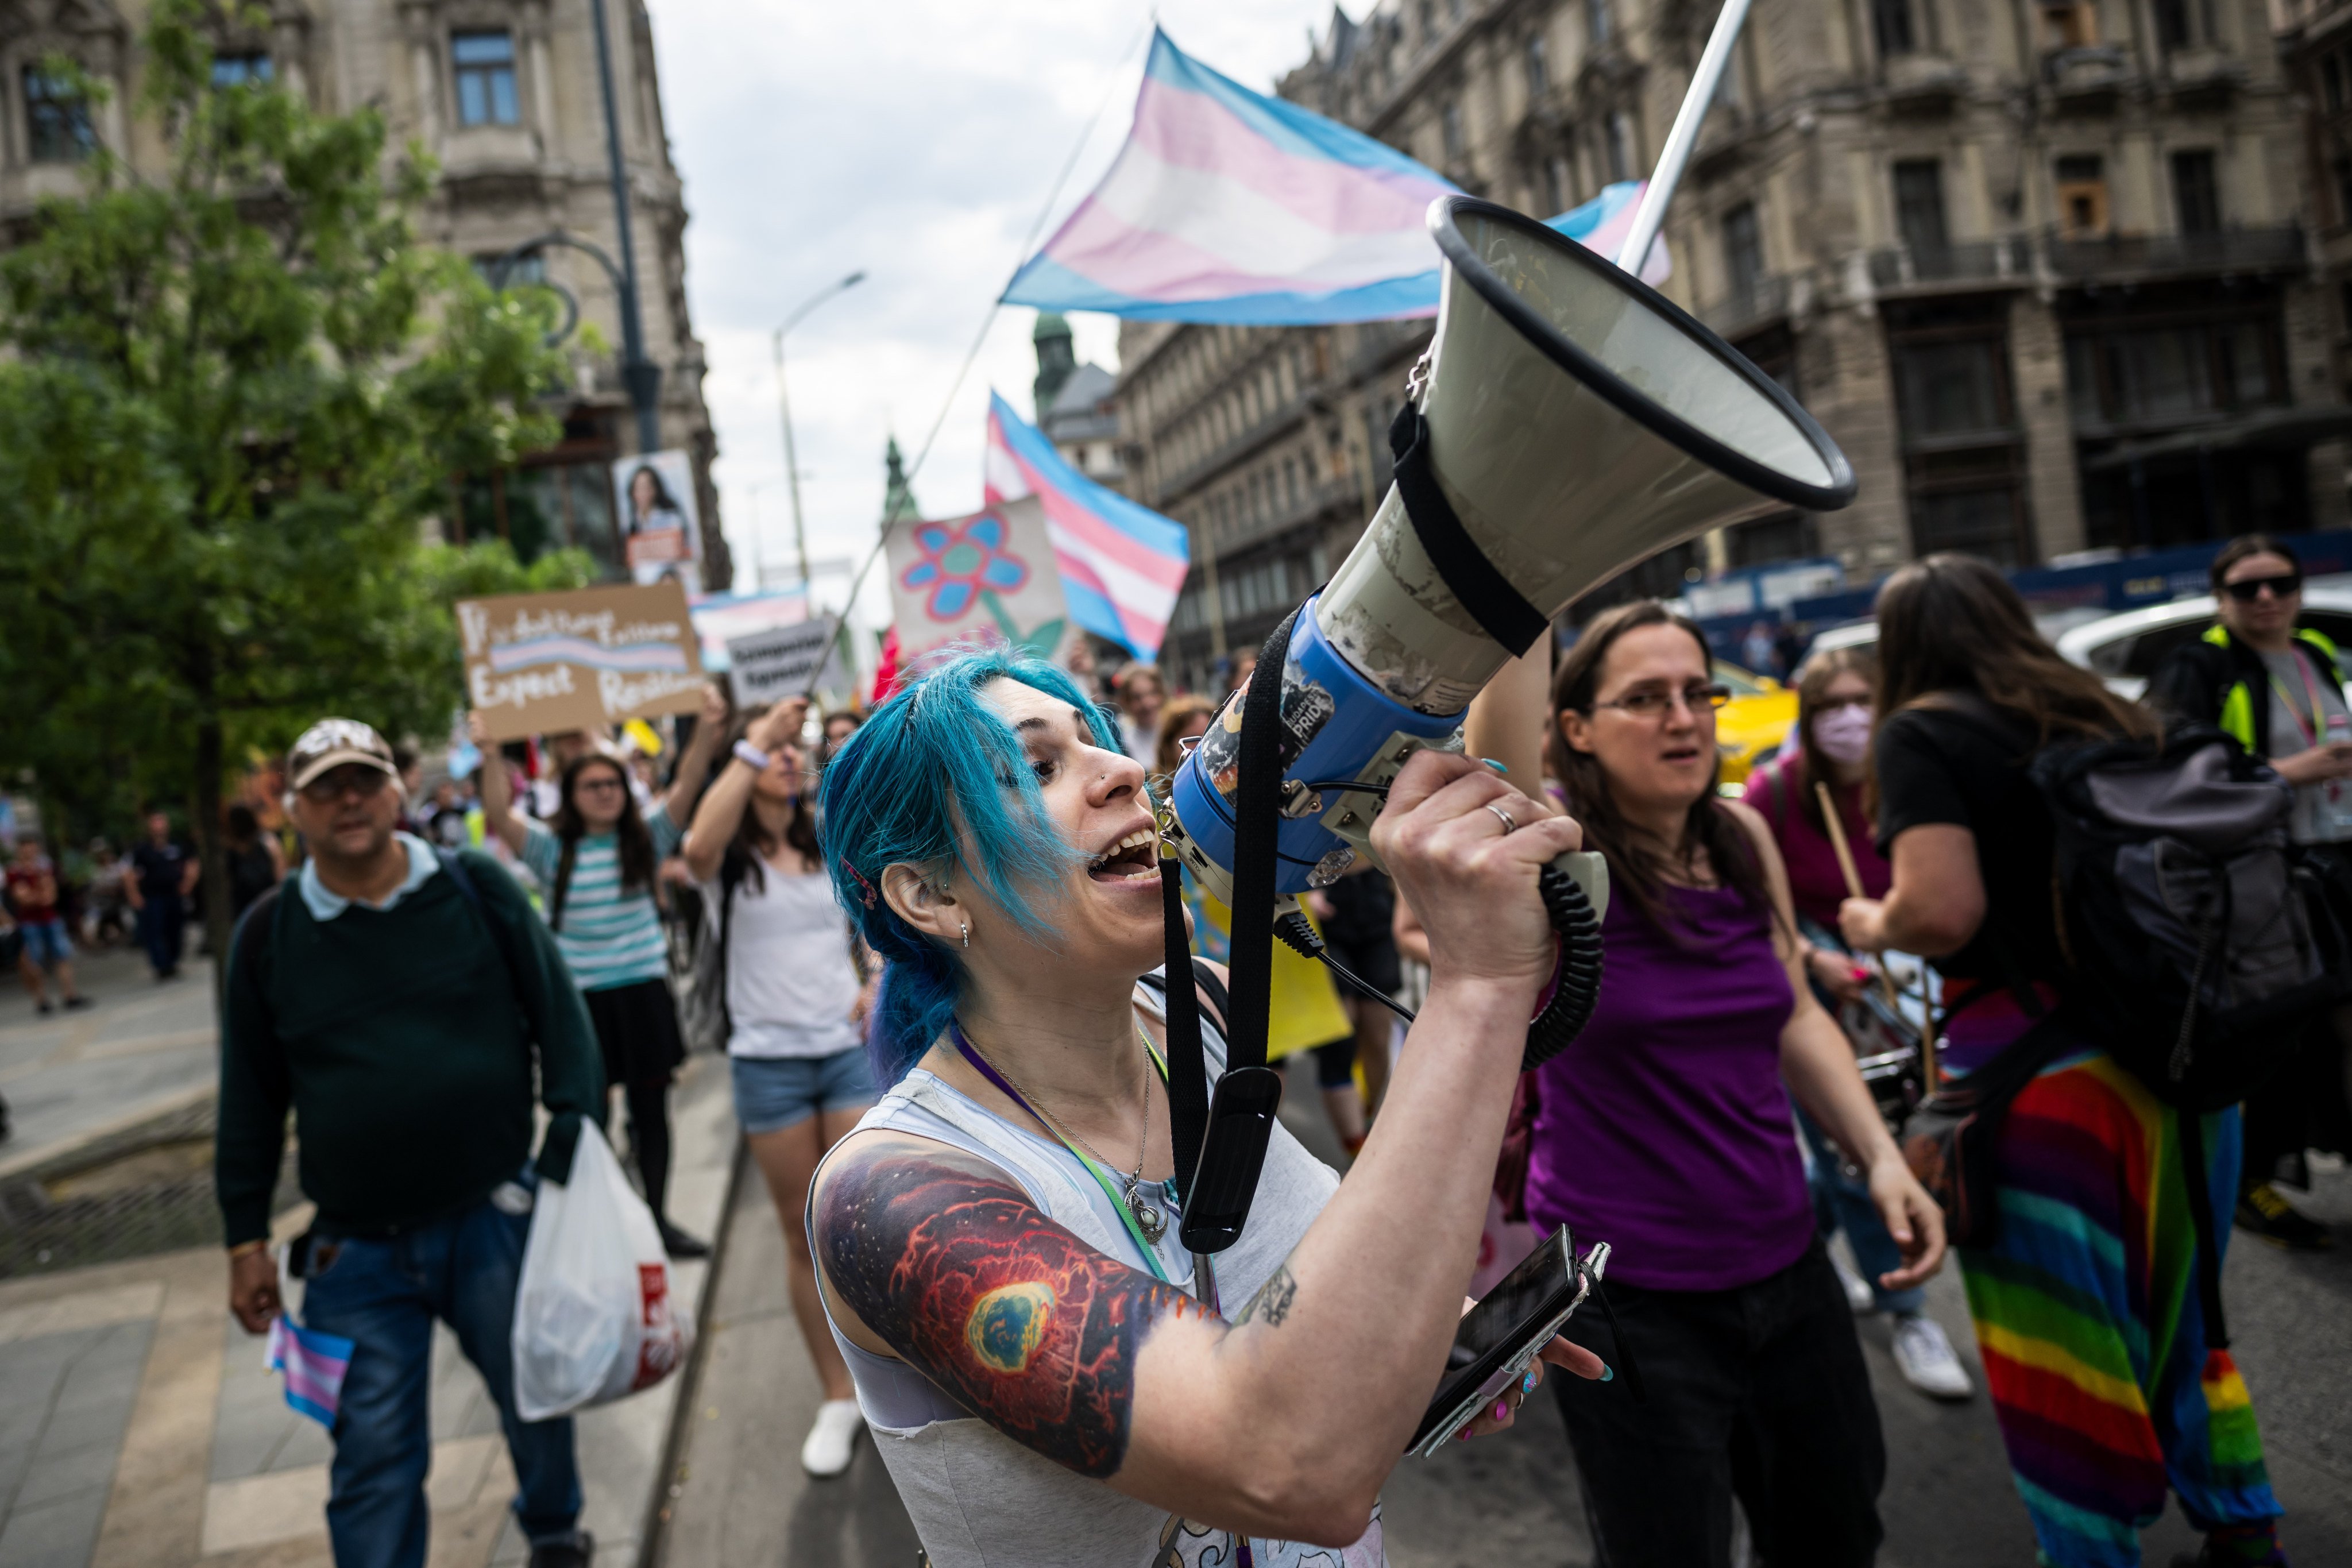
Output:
[287, 718, 397, 791]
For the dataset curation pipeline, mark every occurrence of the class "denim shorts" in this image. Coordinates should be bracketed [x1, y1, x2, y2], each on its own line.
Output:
[18, 919, 71, 968]
[729, 1047, 879, 1136]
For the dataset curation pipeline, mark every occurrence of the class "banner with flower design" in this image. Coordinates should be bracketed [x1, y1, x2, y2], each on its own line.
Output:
[884, 496, 1070, 670]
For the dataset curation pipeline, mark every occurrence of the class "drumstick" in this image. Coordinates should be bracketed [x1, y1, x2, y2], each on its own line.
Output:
[1815, 782, 1906, 1021]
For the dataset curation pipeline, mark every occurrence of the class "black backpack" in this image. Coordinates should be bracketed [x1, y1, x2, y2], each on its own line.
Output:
[2030, 721, 2351, 1113]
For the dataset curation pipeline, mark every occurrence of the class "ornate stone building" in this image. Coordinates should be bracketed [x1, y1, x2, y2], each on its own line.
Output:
[0, 0, 724, 586]
[1123, 0, 2340, 689]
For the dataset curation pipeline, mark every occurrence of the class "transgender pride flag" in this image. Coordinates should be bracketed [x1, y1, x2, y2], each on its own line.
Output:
[1003, 29, 1663, 325]
[985, 392, 1189, 659]
[268, 1312, 355, 1428]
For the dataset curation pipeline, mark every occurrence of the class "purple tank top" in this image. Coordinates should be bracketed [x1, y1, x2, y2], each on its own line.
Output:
[1524, 882, 1813, 1292]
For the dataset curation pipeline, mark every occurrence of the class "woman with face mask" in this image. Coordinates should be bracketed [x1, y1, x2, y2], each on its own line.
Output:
[1740, 648, 1973, 1403]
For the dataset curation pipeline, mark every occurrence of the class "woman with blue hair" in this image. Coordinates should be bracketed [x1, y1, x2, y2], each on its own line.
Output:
[808, 647, 1604, 1565]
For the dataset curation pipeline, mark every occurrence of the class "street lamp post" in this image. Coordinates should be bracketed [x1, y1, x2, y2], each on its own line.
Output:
[771, 271, 866, 592]
[587, 0, 661, 456]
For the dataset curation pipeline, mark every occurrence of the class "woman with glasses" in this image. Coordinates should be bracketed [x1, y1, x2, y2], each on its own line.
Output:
[1844, 555, 2288, 1568]
[1740, 648, 1974, 1401]
[2149, 535, 2352, 1254]
[679, 697, 880, 1477]
[1517, 600, 1944, 1568]
[472, 688, 728, 1258]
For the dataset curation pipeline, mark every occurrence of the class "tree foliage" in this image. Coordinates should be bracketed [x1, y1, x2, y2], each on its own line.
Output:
[0, 0, 592, 965]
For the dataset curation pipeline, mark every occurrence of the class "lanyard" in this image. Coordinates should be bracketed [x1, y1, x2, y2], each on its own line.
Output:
[947, 1017, 1175, 1283]
[2266, 647, 2331, 750]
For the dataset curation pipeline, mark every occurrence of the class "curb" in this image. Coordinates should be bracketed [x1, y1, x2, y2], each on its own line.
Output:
[638, 1125, 745, 1567]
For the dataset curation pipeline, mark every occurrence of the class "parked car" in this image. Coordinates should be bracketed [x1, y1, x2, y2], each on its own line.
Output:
[1713, 661, 1798, 787]
[1791, 605, 2111, 681]
[2053, 585, 2352, 701]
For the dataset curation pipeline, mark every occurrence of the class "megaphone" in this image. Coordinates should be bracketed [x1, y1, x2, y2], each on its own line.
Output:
[1161, 193, 1855, 1035]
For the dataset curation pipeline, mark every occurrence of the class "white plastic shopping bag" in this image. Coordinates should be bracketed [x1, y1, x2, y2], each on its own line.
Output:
[511, 1122, 692, 1421]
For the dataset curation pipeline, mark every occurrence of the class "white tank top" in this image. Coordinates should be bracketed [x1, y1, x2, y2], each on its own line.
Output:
[810, 974, 1387, 1568]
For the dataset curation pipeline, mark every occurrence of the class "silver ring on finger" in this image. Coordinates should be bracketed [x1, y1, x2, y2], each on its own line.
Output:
[1484, 802, 1519, 835]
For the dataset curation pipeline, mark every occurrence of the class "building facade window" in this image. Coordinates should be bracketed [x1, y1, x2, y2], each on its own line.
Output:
[1887, 301, 2031, 565]
[2327, 53, 2346, 112]
[1586, 0, 1612, 47]
[1525, 33, 1548, 98]
[1440, 100, 1463, 163]
[2336, 156, 2352, 229]
[1544, 155, 1569, 216]
[2171, 149, 2220, 235]
[1721, 202, 1764, 300]
[24, 66, 95, 162]
[1893, 159, 1949, 257]
[451, 29, 520, 127]
[210, 52, 273, 87]
[2152, 0, 2211, 50]
[2045, 2, 2100, 48]
[1605, 112, 1632, 182]
[2055, 154, 2109, 237]
[1872, 0, 1916, 58]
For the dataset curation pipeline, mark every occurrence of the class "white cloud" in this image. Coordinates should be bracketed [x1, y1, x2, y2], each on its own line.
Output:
[646, 0, 1341, 625]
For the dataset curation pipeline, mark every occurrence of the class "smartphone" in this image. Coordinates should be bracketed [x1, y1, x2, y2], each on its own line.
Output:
[1407, 1225, 1598, 1456]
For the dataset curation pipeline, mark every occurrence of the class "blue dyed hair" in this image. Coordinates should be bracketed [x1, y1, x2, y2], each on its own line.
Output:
[820, 646, 1125, 1087]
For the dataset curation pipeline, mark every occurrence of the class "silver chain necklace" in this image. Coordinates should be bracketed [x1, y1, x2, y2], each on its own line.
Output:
[964, 1024, 1168, 1244]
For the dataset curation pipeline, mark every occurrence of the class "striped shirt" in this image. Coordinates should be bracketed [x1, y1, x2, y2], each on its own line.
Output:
[520, 804, 682, 992]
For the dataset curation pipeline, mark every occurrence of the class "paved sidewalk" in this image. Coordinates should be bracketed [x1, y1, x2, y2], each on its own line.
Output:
[0, 947, 219, 1185]
[0, 1051, 737, 1568]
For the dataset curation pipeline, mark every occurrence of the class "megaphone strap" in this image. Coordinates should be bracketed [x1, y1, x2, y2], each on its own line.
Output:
[1387, 403, 1549, 658]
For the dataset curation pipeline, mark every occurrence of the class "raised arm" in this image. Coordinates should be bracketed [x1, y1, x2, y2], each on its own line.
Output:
[815, 752, 1602, 1545]
[658, 684, 732, 825]
[466, 712, 532, 858]
[680, 697, 806, 882]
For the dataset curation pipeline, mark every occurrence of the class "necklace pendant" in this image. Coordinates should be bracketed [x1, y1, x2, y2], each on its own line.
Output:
[1129, 1186, 1168, 1244]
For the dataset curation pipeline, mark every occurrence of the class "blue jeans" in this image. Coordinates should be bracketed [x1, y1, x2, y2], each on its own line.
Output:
[300, 1187, 581, 1568]
[136, 898, 183, 975]
[1795, 1105, 1924, 1316]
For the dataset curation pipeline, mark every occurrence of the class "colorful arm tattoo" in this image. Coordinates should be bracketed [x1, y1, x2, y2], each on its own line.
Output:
[816, 1138, 1206, 1478]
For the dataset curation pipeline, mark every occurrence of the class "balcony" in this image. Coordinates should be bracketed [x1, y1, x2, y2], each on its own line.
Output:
[1881, 52, 1967, 114]
[2158, 47, 2244, 110]
[1701, 273, 1790, 339]
[1866, 235, 2034, 292]
[2048, 225, 2303, 283]
[2043, 45, 2132, 113]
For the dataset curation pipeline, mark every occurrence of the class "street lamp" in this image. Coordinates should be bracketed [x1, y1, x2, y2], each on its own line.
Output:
[772, 271, 866, 590]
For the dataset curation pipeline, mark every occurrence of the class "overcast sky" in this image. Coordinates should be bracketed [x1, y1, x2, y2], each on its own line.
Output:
[646, 0, 1343, 624]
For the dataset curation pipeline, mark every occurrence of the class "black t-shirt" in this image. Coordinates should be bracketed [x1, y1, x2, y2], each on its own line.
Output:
[1320, 867, 1397, 952]
[130, 840, 190, 902]
[1872, 705, 2067, 987]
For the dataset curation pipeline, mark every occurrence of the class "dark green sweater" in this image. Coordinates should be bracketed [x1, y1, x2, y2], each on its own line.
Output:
[215, 848, 603, 1246]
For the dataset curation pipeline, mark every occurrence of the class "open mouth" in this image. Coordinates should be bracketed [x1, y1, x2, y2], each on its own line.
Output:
[1087, 827, 1161, 882]
[1662, 746, 1705, 764]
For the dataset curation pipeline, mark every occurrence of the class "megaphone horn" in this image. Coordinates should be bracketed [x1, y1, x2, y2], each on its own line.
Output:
[1321, 194, 1859, 717]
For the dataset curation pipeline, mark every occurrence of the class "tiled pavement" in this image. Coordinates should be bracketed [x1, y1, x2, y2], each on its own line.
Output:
[0, 1053, 737, 1568]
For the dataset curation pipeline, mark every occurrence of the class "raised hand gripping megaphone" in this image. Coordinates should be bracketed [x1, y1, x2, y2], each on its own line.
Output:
[1158, 196, 1855, 1257]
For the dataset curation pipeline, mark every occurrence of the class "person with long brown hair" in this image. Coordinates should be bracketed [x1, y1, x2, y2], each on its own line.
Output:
[1839, 554, 2287, 1568]
[474, 686, 728, 1260]
[1523, 599, 1944, 1568]
[680, 696, 879, 1474]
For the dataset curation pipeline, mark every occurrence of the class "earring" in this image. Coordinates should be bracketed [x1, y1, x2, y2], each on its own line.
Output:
[959, 920, 970, 949]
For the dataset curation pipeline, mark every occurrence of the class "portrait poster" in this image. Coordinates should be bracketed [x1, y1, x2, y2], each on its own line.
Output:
[611, 449, 703, 586]
[458, 581, 709, 741]
[883, 496, 1068, 670]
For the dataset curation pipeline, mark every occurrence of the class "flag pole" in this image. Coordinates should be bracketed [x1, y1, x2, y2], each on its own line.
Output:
[1614, 0, 1755, 275]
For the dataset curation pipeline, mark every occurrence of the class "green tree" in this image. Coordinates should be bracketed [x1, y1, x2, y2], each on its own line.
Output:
[0, 0, 589, 978]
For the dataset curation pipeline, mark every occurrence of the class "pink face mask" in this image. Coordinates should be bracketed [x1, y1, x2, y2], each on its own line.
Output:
[1810, 704, 1875, 766]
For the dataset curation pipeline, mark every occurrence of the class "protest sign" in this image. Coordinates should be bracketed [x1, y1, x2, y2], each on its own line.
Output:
[458, 581, 709, 741]
[611, 450, 704, 586]
[724, 621, 849, 706]
[885, 496, 1067, 670]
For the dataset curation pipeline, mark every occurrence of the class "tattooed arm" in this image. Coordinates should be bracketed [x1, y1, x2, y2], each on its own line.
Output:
[814, 1133, 1218, 1478]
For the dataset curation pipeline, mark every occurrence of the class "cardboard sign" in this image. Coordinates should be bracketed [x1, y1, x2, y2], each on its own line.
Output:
[458, 581, 709, 740]
[612, 450, 703, 587]
[885, 496, 1069, 670]
[725, 621, 848, 706]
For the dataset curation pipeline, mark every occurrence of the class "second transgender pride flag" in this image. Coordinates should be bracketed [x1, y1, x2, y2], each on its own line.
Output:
[1003, 29, 1663, 326]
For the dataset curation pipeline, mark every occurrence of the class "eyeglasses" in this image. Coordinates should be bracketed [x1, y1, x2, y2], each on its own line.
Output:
[2222, 573, 2300, 603]
[575, 777, 625, 795]
[1589, 682, 1732, 720]
[298, 768, 391, 804]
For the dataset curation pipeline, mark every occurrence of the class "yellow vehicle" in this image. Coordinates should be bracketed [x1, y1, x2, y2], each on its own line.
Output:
[1712, 661, 1798, 787]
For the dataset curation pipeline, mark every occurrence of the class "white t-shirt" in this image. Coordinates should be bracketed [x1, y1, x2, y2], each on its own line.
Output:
[713, 860, 864, 1059]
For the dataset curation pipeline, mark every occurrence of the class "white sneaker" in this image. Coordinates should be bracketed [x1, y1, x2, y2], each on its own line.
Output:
[801, 1398, 864, 1477]
[1830, 1248, 1875, 1314]
[1891, 1312, 1973, 1401]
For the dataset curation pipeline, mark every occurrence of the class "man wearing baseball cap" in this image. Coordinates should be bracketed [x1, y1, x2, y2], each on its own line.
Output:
[215, 717, 603, 1568]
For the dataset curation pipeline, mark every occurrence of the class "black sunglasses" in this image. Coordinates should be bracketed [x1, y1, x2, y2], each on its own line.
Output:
[2222, 573, 2300, 602]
